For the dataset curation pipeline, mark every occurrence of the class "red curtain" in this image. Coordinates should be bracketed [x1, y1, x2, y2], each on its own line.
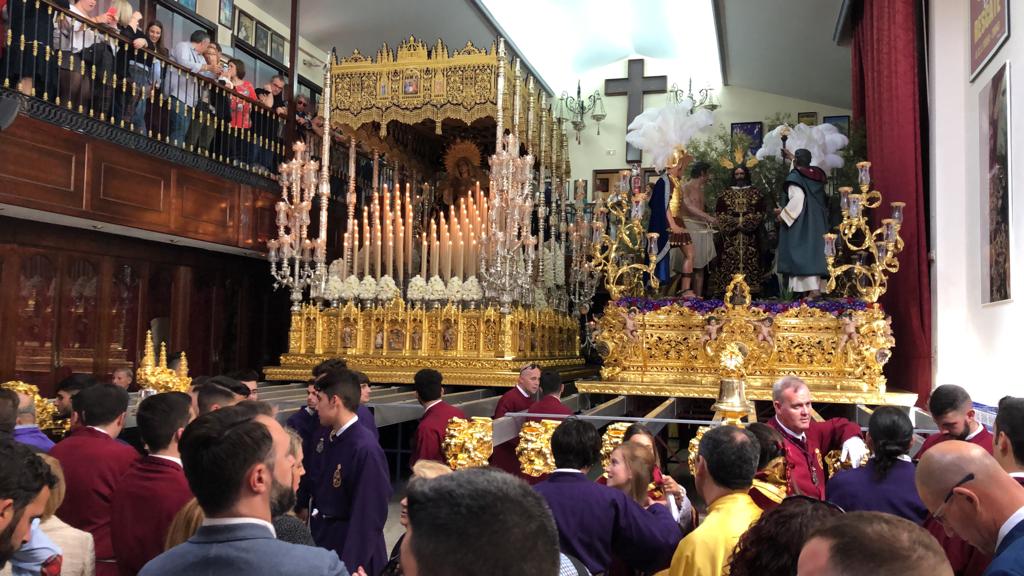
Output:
[852, 0, 932, 402]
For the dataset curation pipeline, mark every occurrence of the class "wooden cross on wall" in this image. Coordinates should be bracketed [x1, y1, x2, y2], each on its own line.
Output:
[605, 59, 668, 163]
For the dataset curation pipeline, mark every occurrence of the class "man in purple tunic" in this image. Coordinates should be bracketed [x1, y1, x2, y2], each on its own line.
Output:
[534, 418, 682, 574]
[489, 364, 540, 474]
[310, 369, 391, 576]
[352, 370, 379, 440]
[287, 381, 323, 517]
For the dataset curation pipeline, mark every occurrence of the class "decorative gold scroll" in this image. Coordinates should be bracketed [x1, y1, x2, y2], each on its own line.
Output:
[443, 416, 493, 469]
[0, 381, 60, 435]
[330, 35, 555, 150]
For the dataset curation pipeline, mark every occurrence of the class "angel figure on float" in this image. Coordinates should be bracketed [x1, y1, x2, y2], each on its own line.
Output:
[701, 316, 721, 344]
[837, 311, 860, 353]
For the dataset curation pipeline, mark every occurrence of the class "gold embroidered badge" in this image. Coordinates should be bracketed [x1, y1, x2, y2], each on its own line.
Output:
[316, 436, 324, 454]
[332, 464, 342, 488]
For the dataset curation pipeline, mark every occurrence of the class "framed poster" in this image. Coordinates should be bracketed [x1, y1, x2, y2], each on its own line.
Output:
[218, 0, 233, 28]
[235, 10, 254, 45]
[823, 115, 851, 136]
[255, 22, 271, 55]
[731, 121, 763, 156]
[979, 61, 1011, 304]
[270, 33, 286, 63]
[971, 0, 1009, 81]
[592, 169, 625, 203]
[797, 112, 818, 126]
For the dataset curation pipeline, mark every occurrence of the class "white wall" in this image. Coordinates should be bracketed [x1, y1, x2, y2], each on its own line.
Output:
[930, 0, 1023, 406]
[566, 57, 851, 190]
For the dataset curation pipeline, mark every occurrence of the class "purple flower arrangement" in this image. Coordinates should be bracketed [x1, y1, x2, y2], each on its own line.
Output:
[615, 296, 871, 316]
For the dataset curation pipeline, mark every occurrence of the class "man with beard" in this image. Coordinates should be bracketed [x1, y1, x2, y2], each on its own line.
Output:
[710, 163, 770, 296]
[916, 384, 993, 459]
[310, 369, 391, 576]
[139, 406, 346, 576]
[776, 148, 830, 298]
[0, 439, 56, 570]
[915, 385, 994, 576]
[111, 392, 195, 575]
[54, 374, 97, 424]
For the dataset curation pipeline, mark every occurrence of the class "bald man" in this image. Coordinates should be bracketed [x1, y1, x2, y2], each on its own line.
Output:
[917, 441, 1024, 575]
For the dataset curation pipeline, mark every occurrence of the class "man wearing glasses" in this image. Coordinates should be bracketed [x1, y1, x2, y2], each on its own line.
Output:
[489, 364, 541, 475]
[917, 441, 1024, 576]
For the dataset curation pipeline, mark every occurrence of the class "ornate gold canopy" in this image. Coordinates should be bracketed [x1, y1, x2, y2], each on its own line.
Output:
[328, 36, 565, 172]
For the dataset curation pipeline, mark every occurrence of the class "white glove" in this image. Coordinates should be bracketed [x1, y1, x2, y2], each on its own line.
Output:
[841, 436, 869, 468]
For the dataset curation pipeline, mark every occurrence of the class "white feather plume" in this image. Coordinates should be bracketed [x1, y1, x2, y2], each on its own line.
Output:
[625, 99, 714, 171]
[755, 123, 849, 171]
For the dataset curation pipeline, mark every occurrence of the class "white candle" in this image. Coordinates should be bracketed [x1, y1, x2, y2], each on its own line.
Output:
[362, 208, 370, 278]
[421, 233, 428, 279]
[405, 186, 413, 279]
[446, 240, 453, 281]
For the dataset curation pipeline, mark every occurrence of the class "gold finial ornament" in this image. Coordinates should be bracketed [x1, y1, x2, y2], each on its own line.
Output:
[600, 422, 631, 472]
[136, 331, 191, 393]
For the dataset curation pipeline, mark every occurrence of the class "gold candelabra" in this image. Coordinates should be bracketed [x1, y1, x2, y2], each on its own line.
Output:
[136, 330, 191, 393]
[591, 168, 659, 301]
[823, 162, 906, 303]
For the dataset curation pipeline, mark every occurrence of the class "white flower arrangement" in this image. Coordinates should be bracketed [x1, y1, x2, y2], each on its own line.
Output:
[462, 276, 483, 302]
[534, 288, 549, 310]
[358, 276, 378, 301]
[323, 276, 344, 302]
[446, 276, 463, 302]
[406, 275, 427, 301]
[427, 275, 448, 301]
[376, 275, 400, 301]
[340, 275, 360, 301]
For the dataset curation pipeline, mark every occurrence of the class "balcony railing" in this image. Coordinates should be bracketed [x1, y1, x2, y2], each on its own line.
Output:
[1, 0, 293, 181]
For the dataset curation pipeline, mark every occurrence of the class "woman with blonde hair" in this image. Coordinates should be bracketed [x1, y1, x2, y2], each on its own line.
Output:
[163, 498, 204, 550]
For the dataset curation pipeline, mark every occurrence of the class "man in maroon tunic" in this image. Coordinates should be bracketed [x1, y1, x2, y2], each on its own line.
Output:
[51, 383, 140, 576]
[111, 392, 194, 576]
[766, 376, 866, 500]
[915, 385, 993, 460]
[410, 369, 465, 467]
[526, 370, 574, 421]
[916, 385, 996, 576]
[489, 363, 540, 474]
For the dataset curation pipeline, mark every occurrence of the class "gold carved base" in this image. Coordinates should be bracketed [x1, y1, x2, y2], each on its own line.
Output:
[263, 300, 590, 385]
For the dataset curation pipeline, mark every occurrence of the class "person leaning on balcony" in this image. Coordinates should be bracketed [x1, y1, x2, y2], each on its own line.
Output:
[224, 58, 255, 167]
[111, 0, 148, 128]
[55, 0, 118, 114]
[165, 29, 218, 147]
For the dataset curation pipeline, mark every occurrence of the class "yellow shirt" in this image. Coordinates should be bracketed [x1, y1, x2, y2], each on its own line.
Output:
[667, 491, 762, 576]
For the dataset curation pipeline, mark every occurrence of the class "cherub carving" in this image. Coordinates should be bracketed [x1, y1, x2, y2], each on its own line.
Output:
[837, 311, 861, 352]
[701, 316, 721, 344]
[756, 316, 774, 343]
[624, 308, 639, 341]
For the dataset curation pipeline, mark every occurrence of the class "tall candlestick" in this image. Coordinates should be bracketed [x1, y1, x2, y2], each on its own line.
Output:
[421, 233, 428, 279]
[405, 186, 413, 279]
[446, 240, 453, 281]
[386, 238, 393, 278]
[431, 237, 439, 278]
[362, 207, 370, 278]
[396, 216, 404, 285]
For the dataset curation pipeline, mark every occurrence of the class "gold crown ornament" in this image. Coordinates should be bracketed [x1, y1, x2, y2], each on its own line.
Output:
[136, 331, 191, 393]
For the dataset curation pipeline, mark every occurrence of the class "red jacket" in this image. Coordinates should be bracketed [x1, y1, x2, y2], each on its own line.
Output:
[411, 401, 466, 467]
[110, 456, 193, 576]
[526, 394, 574, 421]
[489, 386, 536, 474]
[767, 416, 861, 500]
[915, 426, 993, 460]
[51, 427, 140, 566]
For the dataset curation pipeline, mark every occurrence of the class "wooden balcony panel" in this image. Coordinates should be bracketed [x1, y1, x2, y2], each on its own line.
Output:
[174, 170, 239, 246]
[0, 120, 85, 211]
[89, 142, 172, 228]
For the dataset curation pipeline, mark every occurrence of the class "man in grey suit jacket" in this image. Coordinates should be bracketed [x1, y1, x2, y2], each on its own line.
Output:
[140, 406, 347, 576]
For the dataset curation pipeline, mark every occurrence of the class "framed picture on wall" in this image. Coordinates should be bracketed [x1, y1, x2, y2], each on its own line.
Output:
[255, 23, 271, 55]
[592, 169, 624, 203]
[235, 10, 254, 45]
[270, 33, 286, 63]
[731, 121, 763, 156]
[823, 115, 851, 136]
[176, 0, 197, 11]
[979, 61, 1012, 304]
[218, 0, 234, 29]
[970, 0, 1009, 81]
[797, 112, 818, 126]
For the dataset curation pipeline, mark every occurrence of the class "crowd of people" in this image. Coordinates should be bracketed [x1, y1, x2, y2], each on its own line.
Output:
[2, 368, 1024, 576]
[0, 0, 298, 174]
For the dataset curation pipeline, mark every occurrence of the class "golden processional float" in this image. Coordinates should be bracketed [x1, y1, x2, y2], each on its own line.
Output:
[263, 37, 590, 385]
